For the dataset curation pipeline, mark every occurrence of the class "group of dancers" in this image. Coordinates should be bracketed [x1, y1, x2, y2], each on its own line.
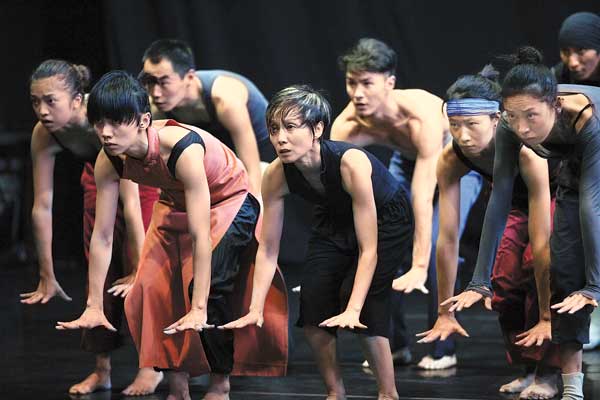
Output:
[20, 10, 600, 400]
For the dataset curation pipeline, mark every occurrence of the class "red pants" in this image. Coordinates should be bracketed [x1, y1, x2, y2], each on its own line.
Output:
[80, 162, 159, 353]
[124, 200, 289, 377]
[491, 205, 560, 368]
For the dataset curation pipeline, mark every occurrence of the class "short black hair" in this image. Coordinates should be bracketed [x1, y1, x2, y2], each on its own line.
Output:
[88, 71, 151, 126]
[266, 85, 332, 139]
[338, 38, 396, 75]
[142, 39, 195, 77]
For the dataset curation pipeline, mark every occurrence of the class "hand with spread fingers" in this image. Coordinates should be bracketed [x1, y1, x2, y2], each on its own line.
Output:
[392, 267, 429, 294]
[107, 273, 136, 298]
[20, 278, 72, 305]
[319, 309, 367, 330]
[440, 289, 492, 313]
[163, 308, 214, 335]
[515, 319, 551, 347]
[56, 307, 116, 331]
[219, 310, 264, 330]
[551, 292, 598, 315]
[416, 313, 469, 343]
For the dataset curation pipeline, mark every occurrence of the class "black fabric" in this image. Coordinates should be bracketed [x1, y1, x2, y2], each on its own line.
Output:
[558, 11, 600, 51]
[452, 140, 492, 181]
[296, 189, 413, 338]
[166, 131, 205, 179]
[188, 193, 260, 374]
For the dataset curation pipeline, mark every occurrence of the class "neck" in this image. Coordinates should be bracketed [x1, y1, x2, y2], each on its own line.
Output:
[180, 75, 202, 107]
[366, 91, 402, 124]
[126, 128, 150, 159]
[294, 141, 322, 173]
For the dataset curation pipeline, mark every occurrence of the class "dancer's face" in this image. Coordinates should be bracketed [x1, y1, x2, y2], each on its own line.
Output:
[504, 94, 556, 146]
[268, 111, 322, 164]
[30, 76, 83, 132]
[142, 59, 193, 112]
[560, 48, 600, 81]
[449, 114, 498, 156]
[345, 71, 395, 117]
[93, 113, 150, 156]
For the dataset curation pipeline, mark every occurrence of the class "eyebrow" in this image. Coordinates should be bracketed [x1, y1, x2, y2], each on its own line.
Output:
[505, 107, 537, 113]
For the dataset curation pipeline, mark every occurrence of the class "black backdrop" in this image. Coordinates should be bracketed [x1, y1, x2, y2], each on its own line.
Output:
[2, 0, 600, 264]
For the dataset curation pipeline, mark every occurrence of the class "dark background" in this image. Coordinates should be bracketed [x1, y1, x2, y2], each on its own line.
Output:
[2, 0, 599, 268]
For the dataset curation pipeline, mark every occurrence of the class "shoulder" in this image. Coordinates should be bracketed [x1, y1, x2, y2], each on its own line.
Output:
[437, 144, 466, 182]
[31, 122, 58, 152]
[211, 74, 249, 104]
[156, 124, 204, 155]
[262, 158, 288, 198]
[331, 103, 360, 133]
[340, 148, 371, 172]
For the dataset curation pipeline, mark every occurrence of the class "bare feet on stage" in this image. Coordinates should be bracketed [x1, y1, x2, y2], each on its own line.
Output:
[499, 372, 535, 393]
[122, 367, 164, 396]
[166, 371, 191, 400]
[202, 373, 231, 400]
[68, 368, 111, 395]
[518, 374, 559, 400]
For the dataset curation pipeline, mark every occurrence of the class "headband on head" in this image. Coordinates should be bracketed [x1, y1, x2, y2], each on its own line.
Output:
[446, 98, 500, 117]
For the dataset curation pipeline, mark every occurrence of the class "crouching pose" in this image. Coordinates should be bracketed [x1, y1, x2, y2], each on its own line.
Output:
[57, 71, 288, 400]
[223, 85, 414, 400]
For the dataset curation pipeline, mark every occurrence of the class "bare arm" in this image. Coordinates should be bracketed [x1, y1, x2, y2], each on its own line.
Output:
[22, 123, 72, 304]
[220, 160, 287, 329]
[213, 77, 262, 194]
[320, 149, 377, 329]
[57, 150, 121, 331]
[164, 142, 214, 333]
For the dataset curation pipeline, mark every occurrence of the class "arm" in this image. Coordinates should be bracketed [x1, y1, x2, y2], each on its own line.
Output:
[393, 118, 440, 293]
[107, 179, 146, 298]
[22, 124, 72, 304]
[319, 150, 377, 329]
[443, 123, 520, 312]
[213, 77, 262, 194]
[220, 160, 287, 329]
[514, 148, 553, 346]
[56, 150, 121, 331]
[417, 146, 471, 342]
[163, 142, 215, 334]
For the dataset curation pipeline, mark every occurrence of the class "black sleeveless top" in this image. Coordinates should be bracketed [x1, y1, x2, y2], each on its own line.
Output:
[282, 140, 401, 228]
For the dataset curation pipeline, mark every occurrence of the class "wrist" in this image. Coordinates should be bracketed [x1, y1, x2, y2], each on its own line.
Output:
[347, 304, 362, 313]
[85, 301, 103, 311]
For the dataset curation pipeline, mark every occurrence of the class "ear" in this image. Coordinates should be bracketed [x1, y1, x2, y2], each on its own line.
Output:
[72, 93, 83, 108]
[184, 69, 196, 82]
[313, 121, 325, 141]
[139, 112, 152, 129]
[385, 74, 396, 90]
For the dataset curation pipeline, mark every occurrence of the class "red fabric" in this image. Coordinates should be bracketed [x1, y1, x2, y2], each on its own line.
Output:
[491, 202, 560, 368]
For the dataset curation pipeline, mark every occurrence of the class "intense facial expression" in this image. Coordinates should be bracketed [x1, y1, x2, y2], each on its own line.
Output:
[503, 94, 556, 146]
[142, 58, 192, 112]
[93, 114, 149, 157]
[30, 76, 82, 132]
[448, 114, 498, 156]
[268, 111, 322, 164]
[345, 71, 395, 117]
[560, 48, 600, 81]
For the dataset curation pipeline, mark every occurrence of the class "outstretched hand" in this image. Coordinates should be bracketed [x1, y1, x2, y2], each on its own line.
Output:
[163, 308, 214, 335]
[219, 310, 264, 330]
[107, 273, 136, 298]
[440, 289, 492, 313]
[56, 307, 116, 331]
[20, 278, 72, 305]
[319, 309, 367, 330]
[551, 293, 598, 315]
[416, 313, 469, 343]
[515, 319, 551, 347]
[392, 267, 429, 294]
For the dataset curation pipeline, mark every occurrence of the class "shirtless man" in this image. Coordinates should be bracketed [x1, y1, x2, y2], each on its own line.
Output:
[331, 38, 482, 369]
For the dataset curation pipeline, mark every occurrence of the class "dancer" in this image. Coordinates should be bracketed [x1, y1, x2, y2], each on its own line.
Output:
[331, 38, 482, 369]
[419, 66, 560, 399]
[223, 85, 413, 399]
[23, 60, 161, 395]
[443, 46, 600, 400]
[56, 71, 288, 400]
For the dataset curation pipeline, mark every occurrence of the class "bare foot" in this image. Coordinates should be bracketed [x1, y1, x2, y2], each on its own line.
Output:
[203, 373, 231, 400]
[166, 371, 190, 400]
[122, 368, 163, 396]
[519, 374, 559, 399]
[499, 373, 535, 393]
[69, 369, 111, 394]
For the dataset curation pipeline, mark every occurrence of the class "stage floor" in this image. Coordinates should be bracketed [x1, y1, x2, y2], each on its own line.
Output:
[3, 262, 600, 399]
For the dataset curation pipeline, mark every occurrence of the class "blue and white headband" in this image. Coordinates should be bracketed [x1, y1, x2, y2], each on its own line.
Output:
[446, 98, 500, 117]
